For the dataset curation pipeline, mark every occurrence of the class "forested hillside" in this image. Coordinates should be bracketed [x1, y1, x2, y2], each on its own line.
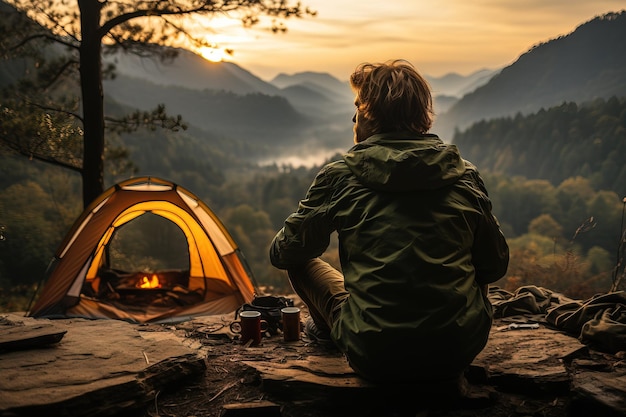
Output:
[104, 75, 309, 147]
[454, 97, 626, 195]
[449, 97, 625, 298]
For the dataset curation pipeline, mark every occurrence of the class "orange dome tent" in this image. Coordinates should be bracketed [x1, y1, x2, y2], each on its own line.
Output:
[28, 177, 257, 323]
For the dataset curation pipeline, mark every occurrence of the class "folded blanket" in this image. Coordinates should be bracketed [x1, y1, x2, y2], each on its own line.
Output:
[488, 285, 626, 353]
[546, 291, 626, 353]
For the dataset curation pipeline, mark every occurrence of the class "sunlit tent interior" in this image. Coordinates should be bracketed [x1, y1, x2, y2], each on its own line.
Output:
[28, 177, 257, 323]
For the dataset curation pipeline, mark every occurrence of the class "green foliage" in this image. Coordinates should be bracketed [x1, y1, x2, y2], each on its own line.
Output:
[0, 177, 78, 287]
[495, 229, 617, 299]
[467, 116, 626, 298]
[486, 172, 623, 255]
[496, 244, 605, 300]
[107, 213, 190, 272]
[0, 101, 84, 171]
[455, 97, 626, 196]
[220, 204, 288, 290]
[0, 284, 37, 313]
[488, 177, 623, 298]
[112, 127, 227, 191]
[528, 214, 564, 240]
[586, 246, 613, 275]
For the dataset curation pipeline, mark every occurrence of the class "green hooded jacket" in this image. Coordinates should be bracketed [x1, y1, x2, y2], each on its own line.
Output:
[270, 132, 509, 381]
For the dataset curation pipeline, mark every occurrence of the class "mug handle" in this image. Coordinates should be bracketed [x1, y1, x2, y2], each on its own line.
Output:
[230, 320, 268, 333]
[260, 320, 269, 332]
[230, 321, 242, 333]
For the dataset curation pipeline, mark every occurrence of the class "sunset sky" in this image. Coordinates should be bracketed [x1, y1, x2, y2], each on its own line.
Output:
[191, 0, 624, 81]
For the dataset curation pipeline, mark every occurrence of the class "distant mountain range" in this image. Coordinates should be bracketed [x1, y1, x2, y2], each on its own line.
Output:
[109, 50, 280, 96]
[434, 11, 626, 139]
[106, 9, 626, 150]
[427, 69, 497, 98]
[106, 48, 490, 123]
[103, 47, 497, 160]
[104, 49, 356, 156]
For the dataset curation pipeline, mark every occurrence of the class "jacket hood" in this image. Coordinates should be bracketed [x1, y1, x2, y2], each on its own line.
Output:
[342, 132, 466, 192]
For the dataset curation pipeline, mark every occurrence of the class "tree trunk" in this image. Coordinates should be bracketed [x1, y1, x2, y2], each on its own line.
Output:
[78, 0, 105, 208]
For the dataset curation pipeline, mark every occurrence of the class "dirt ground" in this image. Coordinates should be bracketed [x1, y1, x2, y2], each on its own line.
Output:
[142, 365, 573, 417]
[139, 328, 578, 417]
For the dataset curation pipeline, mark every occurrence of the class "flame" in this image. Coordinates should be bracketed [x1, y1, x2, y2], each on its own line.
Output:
[138, 274, 161, 289]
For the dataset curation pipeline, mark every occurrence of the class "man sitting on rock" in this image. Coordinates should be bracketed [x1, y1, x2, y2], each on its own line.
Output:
[270, 59, 509, 394]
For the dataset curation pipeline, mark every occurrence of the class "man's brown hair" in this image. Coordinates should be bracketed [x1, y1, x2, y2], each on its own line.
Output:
[350, 59, 434, 135]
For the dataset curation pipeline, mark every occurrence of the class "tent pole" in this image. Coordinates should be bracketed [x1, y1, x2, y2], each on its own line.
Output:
[25, 257, 58, 316]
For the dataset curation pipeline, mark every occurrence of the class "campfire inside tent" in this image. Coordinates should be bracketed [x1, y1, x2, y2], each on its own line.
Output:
[83, 213, 205, 310]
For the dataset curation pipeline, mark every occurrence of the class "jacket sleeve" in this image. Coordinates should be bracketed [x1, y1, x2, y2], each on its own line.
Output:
[472, 211, 509, 285]
[269, 165, 336, 269]
[468, 169, 510, 285]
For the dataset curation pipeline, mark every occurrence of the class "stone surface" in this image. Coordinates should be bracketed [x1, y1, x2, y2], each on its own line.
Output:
[570, 366, 626, 416]
[244, 355, 373, 391]
[0, 314, 205, 416]
[235, 320, 625, 416]
[3, 312, 626, 417]
[472, 325, 586, 393]
[0, 321, 66, 350]
[245, 324, 585, 393]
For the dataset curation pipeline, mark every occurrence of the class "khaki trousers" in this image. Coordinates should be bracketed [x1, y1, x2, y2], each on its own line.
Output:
[286, 258, 349, 334]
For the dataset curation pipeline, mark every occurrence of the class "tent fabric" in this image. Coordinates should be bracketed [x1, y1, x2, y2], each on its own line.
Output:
[28, 177, 257, 323]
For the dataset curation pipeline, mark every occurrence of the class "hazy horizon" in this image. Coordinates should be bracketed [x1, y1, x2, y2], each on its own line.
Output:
[185, 1, 625, 81]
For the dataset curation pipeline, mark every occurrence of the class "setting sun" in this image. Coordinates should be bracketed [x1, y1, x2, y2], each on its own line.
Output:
[199, 46, 228, 62]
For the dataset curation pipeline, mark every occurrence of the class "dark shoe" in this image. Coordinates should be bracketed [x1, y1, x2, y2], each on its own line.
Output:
[303, 317, 335, 347]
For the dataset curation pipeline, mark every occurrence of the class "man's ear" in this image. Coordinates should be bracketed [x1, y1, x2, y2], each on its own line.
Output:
[354, 115, 375, 143]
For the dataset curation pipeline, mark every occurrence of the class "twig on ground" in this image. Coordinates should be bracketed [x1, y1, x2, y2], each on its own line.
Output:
[203, 379, 241, 404]
[153, 390, 160, 416]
